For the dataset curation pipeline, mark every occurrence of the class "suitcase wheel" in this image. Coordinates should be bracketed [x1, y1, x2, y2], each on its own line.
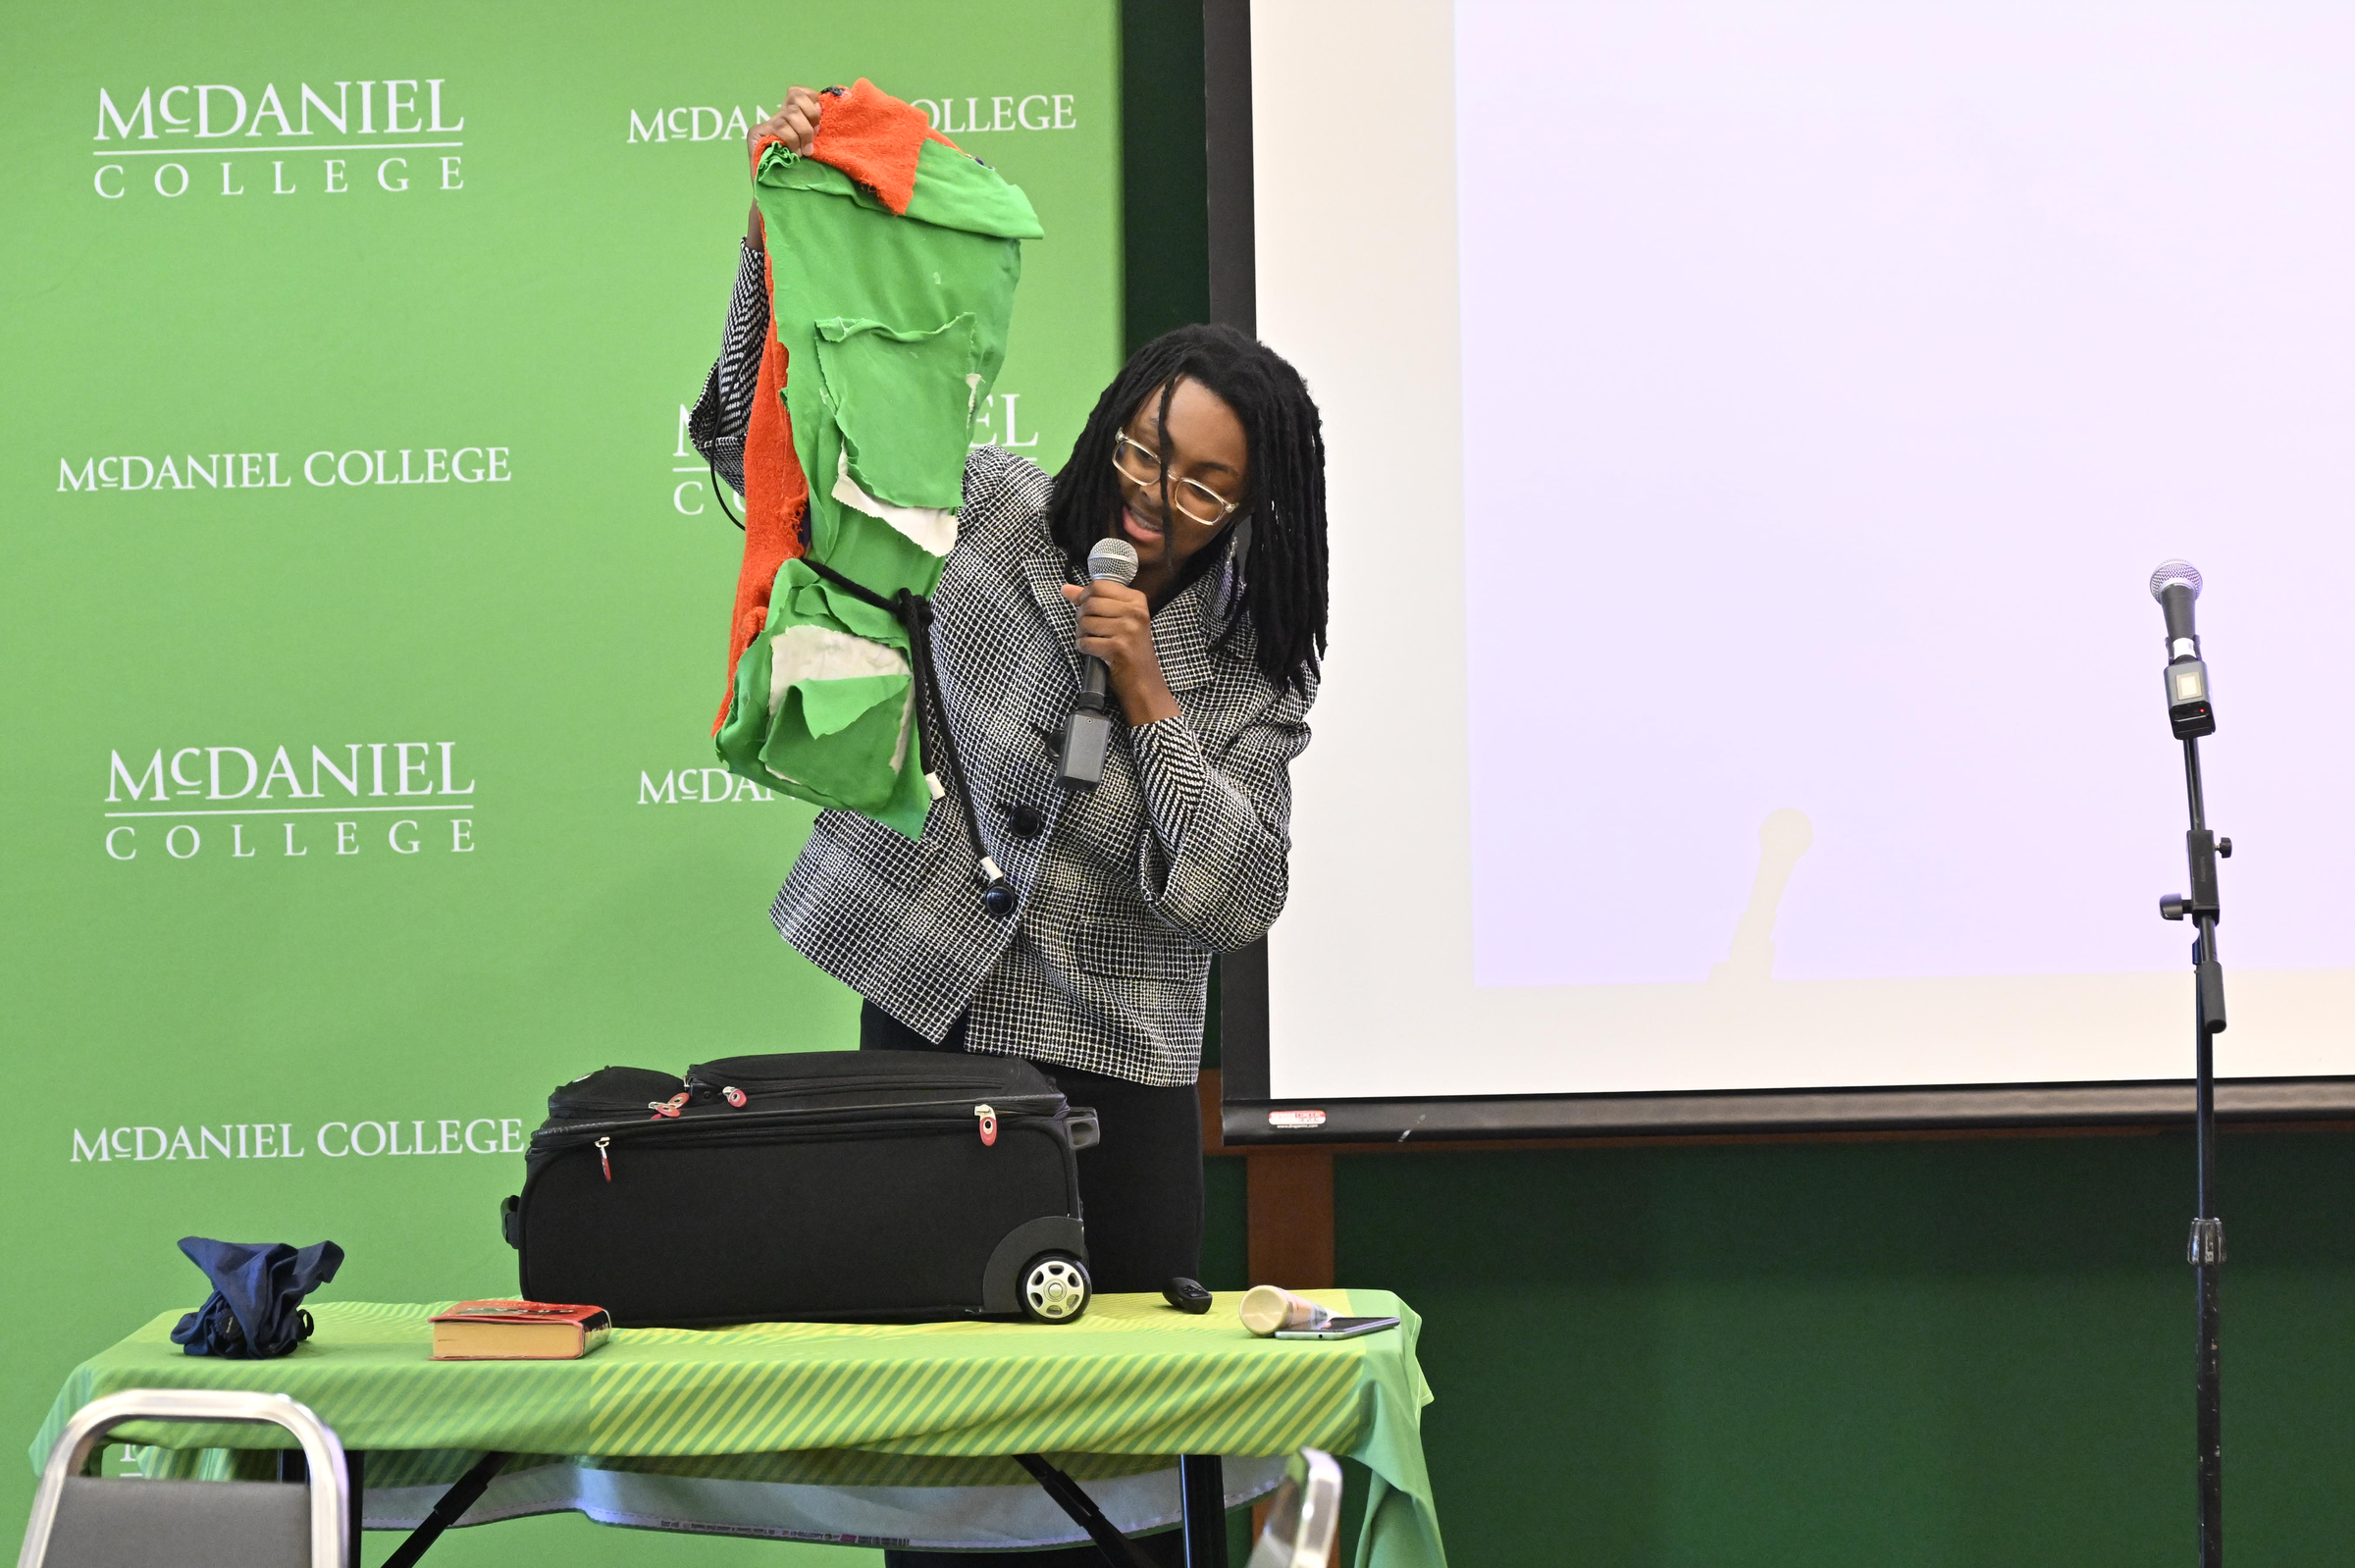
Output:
[1019, 1253, 1091, 1324]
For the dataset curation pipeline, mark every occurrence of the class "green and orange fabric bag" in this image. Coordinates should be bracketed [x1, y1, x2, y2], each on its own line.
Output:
[712, 79, 1041, 837]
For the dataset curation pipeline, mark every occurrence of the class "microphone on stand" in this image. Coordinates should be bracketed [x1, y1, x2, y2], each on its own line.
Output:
[2150, 559, 2216, 739]
[1059, 538, 1140, 788]
[2144, 557, 2233, 1567]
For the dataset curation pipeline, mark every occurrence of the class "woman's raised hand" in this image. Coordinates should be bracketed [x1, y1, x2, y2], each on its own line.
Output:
[745, 86, 825, 249]
[749, 86, 826, 169]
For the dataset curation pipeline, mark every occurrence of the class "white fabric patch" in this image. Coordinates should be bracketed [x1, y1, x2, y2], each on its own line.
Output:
[834, 451, 960, 557]
[766, 625, 916, 773]
[889, 687, 915, 773]
[767, 624, 909, 715]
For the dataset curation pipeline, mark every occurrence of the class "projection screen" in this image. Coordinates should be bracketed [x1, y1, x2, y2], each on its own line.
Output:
[1236, 0, 2355, 1133]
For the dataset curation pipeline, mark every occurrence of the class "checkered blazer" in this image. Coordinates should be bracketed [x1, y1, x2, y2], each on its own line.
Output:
[771, 445, 1316, 1085]
[695, 242, 1316, 1084]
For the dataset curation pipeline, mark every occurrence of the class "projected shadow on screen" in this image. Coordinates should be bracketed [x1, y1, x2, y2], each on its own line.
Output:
[1707, 809, 1814, 986]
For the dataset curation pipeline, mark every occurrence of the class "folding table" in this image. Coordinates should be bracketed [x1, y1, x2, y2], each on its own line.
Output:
[29, 1290, 1444, 1568]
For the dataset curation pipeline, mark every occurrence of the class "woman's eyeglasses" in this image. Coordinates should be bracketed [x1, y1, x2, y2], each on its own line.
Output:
[1112, 432, 1239, 526]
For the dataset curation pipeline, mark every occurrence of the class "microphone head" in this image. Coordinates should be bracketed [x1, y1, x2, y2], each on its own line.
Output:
[2149, 559, 2203, 602]
[1088, 537, 1140, 586]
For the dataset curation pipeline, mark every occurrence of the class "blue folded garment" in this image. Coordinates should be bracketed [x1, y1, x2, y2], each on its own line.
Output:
[170, 1236, 343, 1359]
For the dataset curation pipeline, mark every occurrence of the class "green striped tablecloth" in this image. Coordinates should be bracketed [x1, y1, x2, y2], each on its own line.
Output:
[29, 1290, 1443, 1567]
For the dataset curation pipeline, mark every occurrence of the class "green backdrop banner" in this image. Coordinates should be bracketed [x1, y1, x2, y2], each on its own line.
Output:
[1, 3, 1121, 1560]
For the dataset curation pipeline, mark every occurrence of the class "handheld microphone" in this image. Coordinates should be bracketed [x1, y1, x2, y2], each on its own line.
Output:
[1058, 538, 1140, 787]
[2149, 559, 2215, 738]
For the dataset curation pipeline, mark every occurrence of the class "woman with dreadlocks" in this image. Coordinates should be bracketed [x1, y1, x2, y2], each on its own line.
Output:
[693, 87, 1326, 1418]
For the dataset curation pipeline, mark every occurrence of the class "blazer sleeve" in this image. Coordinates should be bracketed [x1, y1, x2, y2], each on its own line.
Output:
[687, 239, 769, 497]
[1125, 678, 1317, 952]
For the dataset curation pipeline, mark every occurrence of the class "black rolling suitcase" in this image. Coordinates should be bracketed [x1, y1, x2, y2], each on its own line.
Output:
[500, 1051, 1100, 1327]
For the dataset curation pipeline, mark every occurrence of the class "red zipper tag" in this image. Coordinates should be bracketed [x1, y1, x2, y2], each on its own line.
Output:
[722, 1086, 747, 1108]
[596, 1136, 612, 1181]
[649, 1093, 688, 1120]
[975, 1104, 998, 1147]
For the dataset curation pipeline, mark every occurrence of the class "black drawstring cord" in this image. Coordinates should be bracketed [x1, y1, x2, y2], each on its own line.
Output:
[686, 363, 745, 530]
[800, 556, 1016, 915]
[706, 457, 743, 528]
[899, 590, 1018, 916]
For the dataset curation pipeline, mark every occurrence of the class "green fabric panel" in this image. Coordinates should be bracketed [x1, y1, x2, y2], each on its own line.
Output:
[872, 714, 937, 839]
[753, 139, 1024, 603]
[794, 670, 907, 741]
[712, 628, 777, 791]
[904, 136, 1047, 239]
[714, 562, 927, 835]
[757, 153, 876, 206]
[776, 695, 907, 810]
[32, 1293, 1443, 1568]
[758, 146, 1043, 241]
[809, 514, 950, 611]
[761, 683, 909, 806]
[814, 314, 982, 509]
[713, 619, 777, 779]
[779, 562, 904, 645]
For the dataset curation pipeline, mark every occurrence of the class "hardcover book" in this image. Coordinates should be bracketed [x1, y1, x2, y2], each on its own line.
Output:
[428, 1300, 610, 1361]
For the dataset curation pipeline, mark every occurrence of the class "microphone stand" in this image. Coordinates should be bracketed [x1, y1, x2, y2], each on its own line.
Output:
[2153, 573, 2228, 1568]
[2165, 740, 2227, 1568]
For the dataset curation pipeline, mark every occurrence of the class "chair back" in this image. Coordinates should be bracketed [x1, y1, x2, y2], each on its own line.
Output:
[17, 1389, 347, 1568]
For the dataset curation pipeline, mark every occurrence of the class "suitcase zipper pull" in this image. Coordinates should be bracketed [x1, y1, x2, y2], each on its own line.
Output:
[596, 1135, 612, 1181]
[649, 1093, 688, 1120]
[975, 1104, 997, 1147]
[722, 1086, 747, 1108]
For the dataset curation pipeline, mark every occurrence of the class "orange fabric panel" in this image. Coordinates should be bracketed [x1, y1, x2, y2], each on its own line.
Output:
[715, 247, 809, 734]
[807, 77, 962, 216]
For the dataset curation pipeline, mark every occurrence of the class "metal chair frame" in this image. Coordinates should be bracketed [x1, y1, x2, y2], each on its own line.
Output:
[1246, 1448, 1343, 1568]
[17, 1388, 348, 1568]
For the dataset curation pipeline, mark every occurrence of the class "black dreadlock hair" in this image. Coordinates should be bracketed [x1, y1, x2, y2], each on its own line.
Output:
[1046, 323, 1328, 696]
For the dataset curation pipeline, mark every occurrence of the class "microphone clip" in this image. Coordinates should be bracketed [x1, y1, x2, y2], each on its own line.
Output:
[2165, 654, 2215, 740]
[1059, 697, 1117, 788]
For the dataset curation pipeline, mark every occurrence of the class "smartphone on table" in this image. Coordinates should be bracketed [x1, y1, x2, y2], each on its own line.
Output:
[1272, 1315, 1398, 1340]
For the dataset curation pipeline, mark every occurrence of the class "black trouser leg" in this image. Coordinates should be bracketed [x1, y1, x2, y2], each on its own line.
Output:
[859, 1001, 1210, 1567]
[857, 1001, 1203, 1291]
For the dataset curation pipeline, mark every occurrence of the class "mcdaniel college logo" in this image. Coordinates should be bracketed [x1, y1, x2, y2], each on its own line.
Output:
[102, 741, 482, 862]
[91, 77, 466, 201]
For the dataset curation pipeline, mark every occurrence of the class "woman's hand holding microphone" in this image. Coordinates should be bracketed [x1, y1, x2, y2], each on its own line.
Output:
[1061, 582, 1179, 726]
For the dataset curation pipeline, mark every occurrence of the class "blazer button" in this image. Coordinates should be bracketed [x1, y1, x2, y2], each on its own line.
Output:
[1006, 803, 1047, 840]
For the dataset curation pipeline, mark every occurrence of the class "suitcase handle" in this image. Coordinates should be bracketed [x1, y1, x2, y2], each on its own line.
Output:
[1067, 1109, 1100, 1151]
